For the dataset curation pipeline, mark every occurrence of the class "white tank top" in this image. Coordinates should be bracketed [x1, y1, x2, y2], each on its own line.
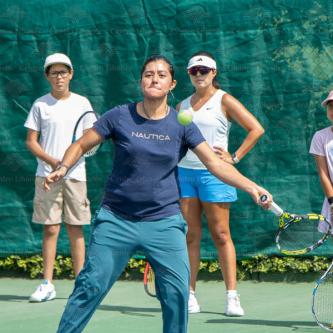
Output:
[178, 89, 231, 170]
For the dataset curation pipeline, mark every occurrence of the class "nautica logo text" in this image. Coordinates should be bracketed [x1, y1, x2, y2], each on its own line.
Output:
[132, 131, 171, 141]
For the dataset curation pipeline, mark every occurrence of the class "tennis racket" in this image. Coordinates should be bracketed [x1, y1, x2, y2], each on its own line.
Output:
[72, 111, 100, 157]
[312, 260, 333, 331]
[143, 262, 156, 297]
[260, 195, 331, 255]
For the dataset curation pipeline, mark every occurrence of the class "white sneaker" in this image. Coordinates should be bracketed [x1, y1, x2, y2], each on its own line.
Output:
[29, 280, 56, 302]
[188, 291, 201, 313]
[225, 294, 244, 316]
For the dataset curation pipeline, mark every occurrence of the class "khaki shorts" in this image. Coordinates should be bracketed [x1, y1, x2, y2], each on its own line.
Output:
[32, 176, 91, 225]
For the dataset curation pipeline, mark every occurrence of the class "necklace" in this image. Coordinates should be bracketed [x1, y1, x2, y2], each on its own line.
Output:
[142, 102, 169, 120]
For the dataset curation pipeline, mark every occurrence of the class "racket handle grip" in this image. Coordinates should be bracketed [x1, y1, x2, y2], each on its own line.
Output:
[260, 195, 284, 216]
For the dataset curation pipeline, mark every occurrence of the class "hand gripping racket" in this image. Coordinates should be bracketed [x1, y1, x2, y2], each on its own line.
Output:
[72, 111, 101, 157]
[260, 195, 331, 255]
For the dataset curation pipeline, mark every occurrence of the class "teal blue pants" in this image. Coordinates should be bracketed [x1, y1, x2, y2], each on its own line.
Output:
[57, 207, 190, 333]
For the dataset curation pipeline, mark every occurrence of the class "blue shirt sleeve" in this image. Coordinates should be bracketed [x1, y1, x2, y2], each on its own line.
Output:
[93, 107, 118, 140]
[184, 122, 206, 150]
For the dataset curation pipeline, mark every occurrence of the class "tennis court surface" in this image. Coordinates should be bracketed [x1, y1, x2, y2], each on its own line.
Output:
[0, 278, 324, 333]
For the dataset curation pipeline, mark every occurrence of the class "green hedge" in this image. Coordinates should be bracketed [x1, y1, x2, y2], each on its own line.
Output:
[0, 255, 331, 280]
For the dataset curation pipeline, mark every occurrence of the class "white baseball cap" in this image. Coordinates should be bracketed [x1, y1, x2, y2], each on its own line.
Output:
[44, 53, 73, 71]
[187, 55, 217, 69]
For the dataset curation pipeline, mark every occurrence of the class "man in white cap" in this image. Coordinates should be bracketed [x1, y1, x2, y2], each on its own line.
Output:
[24, 53, 95, 302]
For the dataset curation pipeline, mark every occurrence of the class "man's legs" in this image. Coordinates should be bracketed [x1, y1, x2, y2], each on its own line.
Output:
[66, 224, 86, 277]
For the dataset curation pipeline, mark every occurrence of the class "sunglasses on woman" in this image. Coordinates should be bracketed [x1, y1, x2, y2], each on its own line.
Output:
[188, 66, 213, 76]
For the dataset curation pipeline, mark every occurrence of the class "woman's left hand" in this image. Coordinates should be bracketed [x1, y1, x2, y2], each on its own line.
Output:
[213, 146, 234, 164]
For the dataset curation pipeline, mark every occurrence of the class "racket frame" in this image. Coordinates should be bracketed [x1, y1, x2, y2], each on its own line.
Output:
[143, 262, 156, 298]
[72, 110, 100, 157]
[276, 213, 331, 255]
[312, 260, 333, 332]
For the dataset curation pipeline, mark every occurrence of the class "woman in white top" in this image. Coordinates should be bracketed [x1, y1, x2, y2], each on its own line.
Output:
[310, 90, 333, 233]
[178, 51, 265, 316]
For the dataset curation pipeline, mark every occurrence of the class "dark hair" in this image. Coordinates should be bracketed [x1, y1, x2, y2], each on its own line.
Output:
[140, 55, 175, 80]
[190, 51, 219, 89]
[45, 64, 72, 75]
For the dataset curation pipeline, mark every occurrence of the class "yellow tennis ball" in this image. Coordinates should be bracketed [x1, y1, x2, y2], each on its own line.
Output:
[177, 109, 193, 126]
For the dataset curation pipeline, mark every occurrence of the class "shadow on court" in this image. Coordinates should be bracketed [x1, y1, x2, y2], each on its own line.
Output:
[0, 278, 323, 333]
[207, 318, 318, 327]
[0, 294, 29, 302]
[98, 304, 161, 316]
[0, 294, 68, 302]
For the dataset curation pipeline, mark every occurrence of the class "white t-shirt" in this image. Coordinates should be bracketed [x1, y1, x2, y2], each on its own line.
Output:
[178, 89, 231, 169]
[309, 126, 333, 228]
[24, 92, 95, 181]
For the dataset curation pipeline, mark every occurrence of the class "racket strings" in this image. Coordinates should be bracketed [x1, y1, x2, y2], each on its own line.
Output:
[277, 214, 325, 252]
[144, 264, 156, 297]
[313, 272, 333, 330]
[147, 269, 155, 293]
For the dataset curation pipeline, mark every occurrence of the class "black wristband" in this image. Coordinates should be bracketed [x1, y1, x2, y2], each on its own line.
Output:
[328, 196, 333, 205]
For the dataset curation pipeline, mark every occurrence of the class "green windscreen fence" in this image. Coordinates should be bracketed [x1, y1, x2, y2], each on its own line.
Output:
[0, 0, 332, 259]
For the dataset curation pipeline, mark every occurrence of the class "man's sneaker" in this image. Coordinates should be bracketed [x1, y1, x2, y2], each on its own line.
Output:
[188, 290, 201, 313]
[225, 294, 244, 316]
[29, 280, 56, 302]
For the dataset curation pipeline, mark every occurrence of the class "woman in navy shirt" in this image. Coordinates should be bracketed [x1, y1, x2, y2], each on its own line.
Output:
[46, 55, 271, 333]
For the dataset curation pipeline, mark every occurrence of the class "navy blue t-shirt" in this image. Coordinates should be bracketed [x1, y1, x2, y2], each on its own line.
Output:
[93, 103, 205, 221]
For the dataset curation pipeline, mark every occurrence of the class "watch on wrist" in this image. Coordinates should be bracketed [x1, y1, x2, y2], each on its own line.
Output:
[231, 153, 240, 164]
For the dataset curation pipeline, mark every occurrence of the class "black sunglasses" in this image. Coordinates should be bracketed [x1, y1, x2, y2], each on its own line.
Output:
[188, 66, 213, 76]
